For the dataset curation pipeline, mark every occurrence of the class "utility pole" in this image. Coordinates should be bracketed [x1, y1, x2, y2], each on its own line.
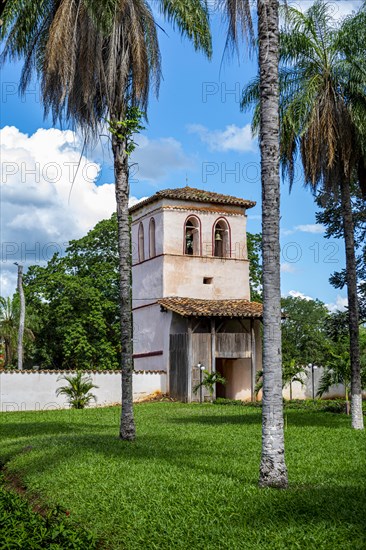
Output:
[15, 263, 25, 371]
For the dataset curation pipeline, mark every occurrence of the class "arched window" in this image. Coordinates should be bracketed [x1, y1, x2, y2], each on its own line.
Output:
[149, 218, 156, 258]
[138, 222, 145, 262]
[213, 219, 230, 258]
[184, 216, 201, 255]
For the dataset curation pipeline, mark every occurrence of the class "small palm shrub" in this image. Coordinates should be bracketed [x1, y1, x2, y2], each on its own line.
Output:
[56, 371, 98, 409]
[193, 370, 226, 398]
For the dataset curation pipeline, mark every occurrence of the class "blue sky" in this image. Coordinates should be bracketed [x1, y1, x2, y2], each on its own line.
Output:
[0, 1, 362, 308]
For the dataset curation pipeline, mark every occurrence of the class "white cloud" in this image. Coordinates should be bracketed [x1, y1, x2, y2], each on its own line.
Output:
[0, 269, 17, 298]
[281, 224, 325, 236]
[325, 295, 348, 313]
[0, 126, 153, 297]
[281, 263, 296, 273]
[187, 123, 257, 153]
[131, 135, 192, 181]
[287, 290, 313, 301]
[128, 196, 149, 208]
[281, 228, 295, 236]
[295, 224, 325, 234]
[286, 1, 362, 21]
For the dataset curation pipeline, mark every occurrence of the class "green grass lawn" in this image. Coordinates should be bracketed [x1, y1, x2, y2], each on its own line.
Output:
[0, 403, 365, 549]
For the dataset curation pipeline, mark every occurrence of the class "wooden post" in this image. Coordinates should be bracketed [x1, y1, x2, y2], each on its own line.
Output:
[187, 318, 193, 403]
[210, 318, 216, 400]
[16, 264, 25, 371]
[250, 319, 256, 402]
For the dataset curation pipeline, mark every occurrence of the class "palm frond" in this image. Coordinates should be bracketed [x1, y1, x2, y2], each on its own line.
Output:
[159, 0, 212, 56]
[218, 0, 254, 59]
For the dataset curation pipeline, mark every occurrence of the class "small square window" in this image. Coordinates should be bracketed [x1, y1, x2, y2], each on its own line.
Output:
[203, 277, 213, 285]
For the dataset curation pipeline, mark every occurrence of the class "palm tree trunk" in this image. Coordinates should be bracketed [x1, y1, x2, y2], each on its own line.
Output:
[340, 179, 364, 430]
[257, 0, 288, 488]
[112, 128, 136, 441]
[17, 264, 25, 371]
[4, 338, 11, 367]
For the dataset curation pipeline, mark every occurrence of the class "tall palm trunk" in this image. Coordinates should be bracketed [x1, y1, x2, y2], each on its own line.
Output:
[112, 128, 136, 441]
[257, 0, 288, 488]
[4, 338, 12, 367]
[340, 179, 364, 430]
[17, 264, 25, 371]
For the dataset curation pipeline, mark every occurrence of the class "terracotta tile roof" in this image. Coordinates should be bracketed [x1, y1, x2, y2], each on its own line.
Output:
[129, 187, 256, 213]
[158, 297, 263, 318]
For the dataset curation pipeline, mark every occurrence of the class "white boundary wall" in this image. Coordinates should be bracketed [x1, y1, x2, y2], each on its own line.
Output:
[282, 366, 366, 400]
[1, 367, 363, 412]
[0, 370, 166, 412]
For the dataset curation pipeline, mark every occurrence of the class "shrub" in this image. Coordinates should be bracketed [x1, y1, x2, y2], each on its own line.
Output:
[213, 397, 365, 414]
[193, 370, 226, 398]
[0, 472, 98, 548]
[285, 399, 349, 414]
[56, 371, 98, 409]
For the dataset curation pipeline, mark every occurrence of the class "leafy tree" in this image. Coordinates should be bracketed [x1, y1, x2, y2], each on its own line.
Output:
[247, 232, 262, 302]
[316, 186, 366, 323]
[242, 0, 366, 430]
[1, 0, 211, 441]
[0, 295, 34, 368]
[255, 296, 329, 397]
[281, 296, 330, 369]
[24, 215, 120, 371]
[318, 314, 366, 413]
[0, 296, 18, 368]
[56, 371, 98, 409]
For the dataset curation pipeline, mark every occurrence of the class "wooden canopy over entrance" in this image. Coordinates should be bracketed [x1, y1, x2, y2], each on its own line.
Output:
[160, 298, 262, 403]
[158, 297, 263, 319]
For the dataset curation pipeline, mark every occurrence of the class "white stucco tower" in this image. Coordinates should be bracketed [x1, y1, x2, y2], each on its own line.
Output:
[130, 187, 262, 402]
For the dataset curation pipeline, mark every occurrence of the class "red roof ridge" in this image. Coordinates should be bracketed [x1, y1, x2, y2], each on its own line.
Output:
[129, 186, 256, 213]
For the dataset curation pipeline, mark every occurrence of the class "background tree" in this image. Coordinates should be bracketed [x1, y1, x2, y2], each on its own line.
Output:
[242, 0, 366, 430]
[247, 232, 262, 302]
[316, 186, 366, 323]
[0, 295, 34, 368]
[281, 296, 329, 369]
[1, 0, 211, 440]
[0, 296, 18, 368]
[256, 296, 330, 397]
[24, 215, 121, 370]
[318, 313, 366, 413]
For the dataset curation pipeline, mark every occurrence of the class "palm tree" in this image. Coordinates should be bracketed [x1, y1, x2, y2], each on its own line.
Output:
[256, 0, 288, 488]
[242, 0, 366, 430]
[1, 0, 211, 439]
[56, 371, 98, 409]
[221, 0, 288, 487]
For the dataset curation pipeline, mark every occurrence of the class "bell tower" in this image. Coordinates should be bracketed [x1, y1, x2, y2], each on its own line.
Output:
[129, 186, 258, 376]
